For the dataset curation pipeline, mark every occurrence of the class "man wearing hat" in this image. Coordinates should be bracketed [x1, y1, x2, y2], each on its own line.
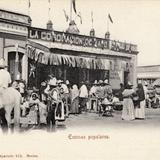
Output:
[95, 80, 105, 112]
[122, 81, 135, 120]
[95, 80, 105, 99]
[103, 79, 112, 97]
[89, 80, 98, 111]
[89, 80, 98, 97]
[60, 80, 70, 117]
[143, 81, 148, 100]
[45, 78, 58, 129]
[0, 58, 11, 91]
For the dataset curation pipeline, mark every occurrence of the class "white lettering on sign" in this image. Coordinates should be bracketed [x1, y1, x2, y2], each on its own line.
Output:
[29, 30, 39, 39]
[41, 32, 52, 41]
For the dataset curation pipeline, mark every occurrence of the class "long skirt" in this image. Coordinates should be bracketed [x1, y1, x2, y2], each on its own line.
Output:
[135, 100, 145, 119]
[122, 98, 135, 120]
[70, 97, 79, 114]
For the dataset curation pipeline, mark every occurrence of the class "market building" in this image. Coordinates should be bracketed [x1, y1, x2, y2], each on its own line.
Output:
[137, 65, 160, 84]
[0, 9, 139, 90]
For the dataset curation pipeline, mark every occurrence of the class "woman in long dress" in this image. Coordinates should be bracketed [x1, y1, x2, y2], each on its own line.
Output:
[70, 85, 79, 114]
[122, 83, 135, 120]
[135, 83, 145, 119]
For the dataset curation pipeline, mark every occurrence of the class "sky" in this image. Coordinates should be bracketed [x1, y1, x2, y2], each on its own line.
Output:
[0, 0, 160, 66]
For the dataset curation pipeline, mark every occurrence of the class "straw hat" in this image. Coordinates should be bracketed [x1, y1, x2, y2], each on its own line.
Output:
[127, 81, 133, 86]
[93, 80, 98, 85]
[41, 82, 46, 87]
[98, 80, 103, 84]
[33, 86, 39, 92]
[48, 78, 57, 86]
[66, 80, 70, 85]
[104, 79, 109, 84]
[57, 80, 63, 84]
[15, 74, 21, 81]
[0, 58, 7, 68]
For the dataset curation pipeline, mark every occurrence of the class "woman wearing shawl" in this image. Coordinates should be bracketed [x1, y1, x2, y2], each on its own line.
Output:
[70, 84, 79, 114]
[122, 82, 135, 120]
[135, 83, 145, 119]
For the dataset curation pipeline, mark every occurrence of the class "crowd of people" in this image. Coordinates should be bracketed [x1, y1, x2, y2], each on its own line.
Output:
[0, 58, 156, 132]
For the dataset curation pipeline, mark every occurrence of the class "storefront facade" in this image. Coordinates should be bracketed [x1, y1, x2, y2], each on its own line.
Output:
[0, 9, 31, 81]
[27, 27, 138, 89]
[0, 9, 138, 89]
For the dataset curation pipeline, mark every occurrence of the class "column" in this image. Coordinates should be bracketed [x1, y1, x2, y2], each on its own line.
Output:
[130, 55, 137, 87]
[14, 51, 19, 80]
[22, 54, 28, 82]
[63, 67, 67, 81]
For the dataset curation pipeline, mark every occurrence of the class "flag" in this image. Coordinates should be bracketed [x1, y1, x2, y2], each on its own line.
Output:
[63, 9, 69, 22]
[91, 11, 93, 24]
[108, 14, 113, 23]
[77, 12, 82, 24]
[48, 0, 51, 12]
[72, 0, 77, 14]
[28, 0, 31, 8]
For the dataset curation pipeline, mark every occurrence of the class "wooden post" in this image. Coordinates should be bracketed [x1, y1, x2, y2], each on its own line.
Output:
[15, 44, 19, 81]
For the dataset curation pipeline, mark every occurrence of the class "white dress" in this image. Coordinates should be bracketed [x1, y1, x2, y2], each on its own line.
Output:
[135, 100, 145, 119]
[122, 89, 135, 120]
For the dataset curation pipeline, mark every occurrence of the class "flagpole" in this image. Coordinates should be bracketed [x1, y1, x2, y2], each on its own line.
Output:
[107, 15, 109, 32]
[28, 0, 30, 16]
[70, 0, 72, 22]
[91, 11, 93, 28]
[48, 0, 51, 20]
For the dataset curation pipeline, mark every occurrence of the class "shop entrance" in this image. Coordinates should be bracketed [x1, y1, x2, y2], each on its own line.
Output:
[66, 67, 79, 85]
[89, 69, 109, 83]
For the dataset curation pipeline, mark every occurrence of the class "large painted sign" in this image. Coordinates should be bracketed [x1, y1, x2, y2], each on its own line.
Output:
[28, 27, 138, 53]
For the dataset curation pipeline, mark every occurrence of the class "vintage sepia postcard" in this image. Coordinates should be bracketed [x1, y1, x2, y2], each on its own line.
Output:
[0, 0, 160, 160]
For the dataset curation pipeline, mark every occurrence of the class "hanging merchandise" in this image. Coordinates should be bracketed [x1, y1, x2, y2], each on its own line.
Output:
[29, 63, 36, 78]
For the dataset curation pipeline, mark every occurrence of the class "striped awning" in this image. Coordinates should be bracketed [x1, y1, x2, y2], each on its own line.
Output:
[26, 41, 110, 70]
